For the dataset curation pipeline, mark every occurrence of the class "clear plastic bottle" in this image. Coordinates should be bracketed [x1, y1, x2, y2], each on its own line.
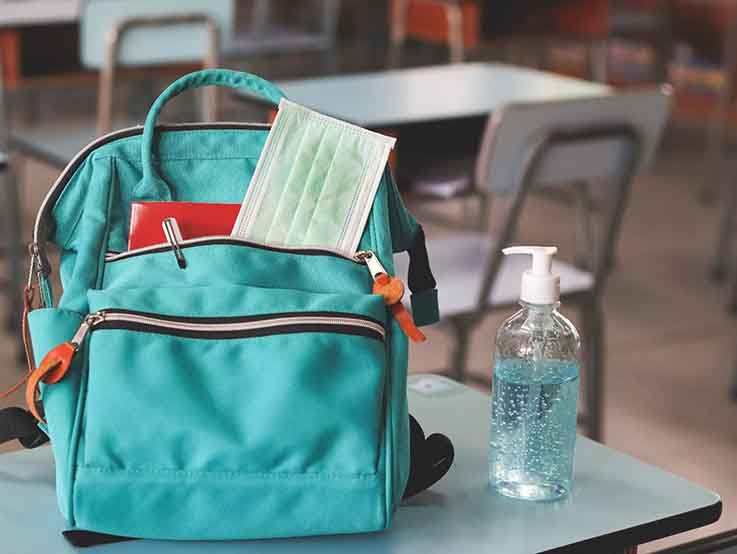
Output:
[488, 246, 581, 501]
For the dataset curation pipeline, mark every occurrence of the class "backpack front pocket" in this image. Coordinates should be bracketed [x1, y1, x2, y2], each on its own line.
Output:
[81, 286, 387, 478]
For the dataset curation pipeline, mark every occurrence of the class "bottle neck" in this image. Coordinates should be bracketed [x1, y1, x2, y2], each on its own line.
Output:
[520, 300, 560, 314]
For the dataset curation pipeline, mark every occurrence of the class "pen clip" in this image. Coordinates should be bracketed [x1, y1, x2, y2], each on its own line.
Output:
[162, 217, 187, 269]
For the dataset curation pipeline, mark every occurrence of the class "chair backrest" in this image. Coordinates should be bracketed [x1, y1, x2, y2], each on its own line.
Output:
[248, 0, 341, 42]
[476, 89, 671, 195]
[473, 88, 671, 307]
[80, 0, 234, 69]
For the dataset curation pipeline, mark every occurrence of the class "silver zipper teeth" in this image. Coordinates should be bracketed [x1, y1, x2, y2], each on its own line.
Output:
[98, 312, 385, 339]
[104, 236, 356, 262]
[33, 122, 272, 245]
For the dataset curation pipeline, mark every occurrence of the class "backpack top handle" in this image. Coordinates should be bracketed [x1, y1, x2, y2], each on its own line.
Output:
[139, 68, 287, 196]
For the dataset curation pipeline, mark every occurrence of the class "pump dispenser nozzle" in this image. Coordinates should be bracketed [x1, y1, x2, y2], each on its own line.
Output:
[503, 246, 560, 304]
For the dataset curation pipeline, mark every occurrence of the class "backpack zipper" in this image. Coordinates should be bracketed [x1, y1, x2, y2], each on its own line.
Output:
[104, 236, 361, 262]
[33, 122, 271, 247]
[27, 308, 384, 422]
[72, 309, 385, 345]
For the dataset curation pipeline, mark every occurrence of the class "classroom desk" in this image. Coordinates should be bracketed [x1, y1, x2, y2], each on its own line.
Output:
[0, 374, 721, 554]
[242, 62, 612, 128]
[0, 1, 80, 87]
[8, 63, 608, 170]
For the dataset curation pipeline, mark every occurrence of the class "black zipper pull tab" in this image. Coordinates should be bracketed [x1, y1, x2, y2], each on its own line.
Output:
[162, 217, 187, 269]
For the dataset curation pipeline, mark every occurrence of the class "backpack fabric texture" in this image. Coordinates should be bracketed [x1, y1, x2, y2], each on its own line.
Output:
[25, 69, 438, 541]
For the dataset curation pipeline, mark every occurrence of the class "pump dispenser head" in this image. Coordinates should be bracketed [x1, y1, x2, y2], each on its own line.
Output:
[503, 246, 560, 305]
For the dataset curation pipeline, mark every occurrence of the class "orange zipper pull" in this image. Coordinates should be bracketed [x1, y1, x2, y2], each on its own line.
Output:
[26, 342, 76, 421]
[372, 273, 404, 305]
[25, 313, 102, 421]
[358, 251, 427, 343]
[390, 302, 427, 342]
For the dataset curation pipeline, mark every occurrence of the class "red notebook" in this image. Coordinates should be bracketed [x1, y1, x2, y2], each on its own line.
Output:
[128, 202, 241, 250]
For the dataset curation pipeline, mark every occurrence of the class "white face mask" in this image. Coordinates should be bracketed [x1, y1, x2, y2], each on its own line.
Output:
[232, 99, 395, 256]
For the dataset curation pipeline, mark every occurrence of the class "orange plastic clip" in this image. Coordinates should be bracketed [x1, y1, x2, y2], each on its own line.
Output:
[372, 273, 404, 305]
[390, 303, 426, 342]
[25, 342, 77, 422]
[372, 274, 426, 342]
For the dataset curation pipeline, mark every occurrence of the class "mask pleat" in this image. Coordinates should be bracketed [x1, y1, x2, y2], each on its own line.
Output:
[246, 108, 309, 243]
[264, 116, 326, 245]
[283, 121, 336, 245]
[232, 99, 395, 256]
[302, 131, 369, 247]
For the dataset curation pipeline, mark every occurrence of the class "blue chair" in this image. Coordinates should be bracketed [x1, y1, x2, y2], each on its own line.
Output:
[10, 0, 234, 173]
[229, 0, 341, 71]
[80, 0, 234, 134]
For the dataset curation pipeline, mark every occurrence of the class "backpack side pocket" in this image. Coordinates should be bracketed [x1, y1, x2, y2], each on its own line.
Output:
[28, 308, 85, 523]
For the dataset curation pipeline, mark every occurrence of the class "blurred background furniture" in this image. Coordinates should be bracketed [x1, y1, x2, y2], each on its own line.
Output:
[656, 529, 737, 553]
[0, 61, 23, 343]
[550, 0, 674, 83]
[388, 0, 479, 65]
[80, 0, 233, 134]
[395, 90, 671, 441]
[265, 62, 610, 126]
[9, 0, 233, 169]
[0, 0, 79, 88]
[229, 0, 341, 72]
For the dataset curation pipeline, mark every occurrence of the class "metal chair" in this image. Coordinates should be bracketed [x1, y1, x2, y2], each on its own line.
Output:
[0, 59, 23, 340]
[389, 0, 471, 66]
[700, 5, 737, 204]
[229, 0, 341, 71]
[552, 0, 674, 83]
[80, 0, 233, 134]
[396, 90, 671, 441]
[709, 11, 737, 284]
[9, 0, 233, 174]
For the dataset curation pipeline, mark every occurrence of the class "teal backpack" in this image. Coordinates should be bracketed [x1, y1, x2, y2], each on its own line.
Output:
[13, 70, 439, 541]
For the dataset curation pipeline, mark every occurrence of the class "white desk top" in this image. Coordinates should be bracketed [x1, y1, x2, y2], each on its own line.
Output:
[0, 375, 721, 553]
[0, 1, 79, 28]
[263, 63, 611, 127]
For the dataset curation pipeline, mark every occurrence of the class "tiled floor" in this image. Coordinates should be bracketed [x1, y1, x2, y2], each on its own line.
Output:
[2, 48, 737, 551]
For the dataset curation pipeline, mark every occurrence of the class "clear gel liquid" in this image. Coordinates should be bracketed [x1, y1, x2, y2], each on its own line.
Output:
[489, 358, 579, 501]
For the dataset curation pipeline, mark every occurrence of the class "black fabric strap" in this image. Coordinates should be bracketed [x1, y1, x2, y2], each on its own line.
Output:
[407, 226, 436, 293]
[406, 226, 439, 327]
[0, 407, 49, 449]
[63, 530, 136, 547]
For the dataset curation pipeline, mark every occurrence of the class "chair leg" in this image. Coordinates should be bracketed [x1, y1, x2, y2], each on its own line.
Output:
[731, 348, 737, 401]
[581, 301, 604, 441]
[702, 14, 737, 204]
[711, 177, 737, 282]
[449, 318, 472, 383]
[387, 0, 408, 69]
[574, 181, 596, 270]
[445, 2, 465, 64]
[588, 39, 609, 83]
[729, 259, 737, 314]
[2, 167, 24, 333]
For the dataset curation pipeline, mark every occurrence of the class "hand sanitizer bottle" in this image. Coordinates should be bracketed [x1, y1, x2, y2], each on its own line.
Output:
[488, 246, 581, 501]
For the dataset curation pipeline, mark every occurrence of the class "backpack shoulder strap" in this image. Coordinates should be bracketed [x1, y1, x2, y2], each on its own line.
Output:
[385, 170, 439, 327]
